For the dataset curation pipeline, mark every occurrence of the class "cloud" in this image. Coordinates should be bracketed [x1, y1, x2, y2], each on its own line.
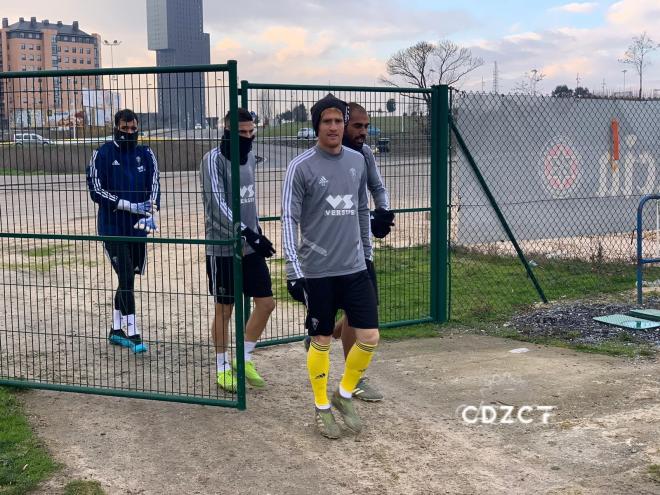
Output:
[503, 32, 543, 43]
[5, 0, 660, 94]
[463, 0, 660, 93]
[607, 0, 660, 31]
[551, 2, 599, 14]
[215, 38, 242, 54]
[543, 57, 594, 78]
[204, 0, 477, 43]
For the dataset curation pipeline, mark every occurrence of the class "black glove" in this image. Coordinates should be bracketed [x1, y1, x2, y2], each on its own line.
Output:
[287, 278, 307, 304]
[370, 208, 395, 238]
[242, 228, 276, 258]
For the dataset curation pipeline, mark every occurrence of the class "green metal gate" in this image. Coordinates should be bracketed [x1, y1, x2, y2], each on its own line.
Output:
[239, 82, 449, 347]
[0, 62, 248, 408]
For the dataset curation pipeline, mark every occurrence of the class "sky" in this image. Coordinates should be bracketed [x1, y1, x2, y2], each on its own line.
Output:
[2, 0, 660, 94]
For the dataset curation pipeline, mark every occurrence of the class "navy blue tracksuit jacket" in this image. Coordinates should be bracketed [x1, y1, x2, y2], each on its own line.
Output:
[86, 141, 161, 237]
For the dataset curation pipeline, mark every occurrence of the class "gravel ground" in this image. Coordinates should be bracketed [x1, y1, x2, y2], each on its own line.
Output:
[509, 295, 660, 347]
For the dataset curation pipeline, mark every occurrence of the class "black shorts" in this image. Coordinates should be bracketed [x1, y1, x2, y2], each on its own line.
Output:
[305, 270, 379, 336]
[104, 240, 147, 275]
[206, 253, 273, 304]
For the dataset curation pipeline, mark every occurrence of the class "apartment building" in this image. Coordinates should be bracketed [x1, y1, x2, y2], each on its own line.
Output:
[0, 17, 102, 128]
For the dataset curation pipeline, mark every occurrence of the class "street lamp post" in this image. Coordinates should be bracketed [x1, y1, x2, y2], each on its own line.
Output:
[622, 69, 628, 94]
[146, 82, 153, 134]
[67, 77, 78, 140]
[103, 39, 122, 70]
[103, 39, 122, 94]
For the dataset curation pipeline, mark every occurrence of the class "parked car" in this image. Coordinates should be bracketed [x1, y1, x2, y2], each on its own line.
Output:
[297, 128, 316, 139]
[194, 123, 202, 130]
[14, 133, 50, 145]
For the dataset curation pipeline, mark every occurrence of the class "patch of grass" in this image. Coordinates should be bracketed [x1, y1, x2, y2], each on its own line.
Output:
[23, 243, 72, 258]
[381, 323, 439, 341]
[256, 115, 423, 138]
[3, 243, 77, 272]
[268, 245, 431, 325]
[450, 248, 660, 325]
[0, 387, 57, 494]
[269, 244, 659, 351]
[64, 480, 106, 495]
[648, 464, 660, 483]
[0, 167, 45, 176]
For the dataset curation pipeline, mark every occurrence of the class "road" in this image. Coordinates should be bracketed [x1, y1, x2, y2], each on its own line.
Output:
[0, 146, 431, 236]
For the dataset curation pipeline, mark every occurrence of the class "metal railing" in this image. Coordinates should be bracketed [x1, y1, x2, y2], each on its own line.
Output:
[637, 194, 660, 304]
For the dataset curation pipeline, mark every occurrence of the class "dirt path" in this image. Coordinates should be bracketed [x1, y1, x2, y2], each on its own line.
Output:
[18, 334, 659, 495]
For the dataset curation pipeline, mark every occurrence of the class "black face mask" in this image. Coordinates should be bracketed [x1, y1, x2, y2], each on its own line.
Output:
[342, 134, 363, 152]
[114, 129, 138, 150]
[220, 129, 254, 165]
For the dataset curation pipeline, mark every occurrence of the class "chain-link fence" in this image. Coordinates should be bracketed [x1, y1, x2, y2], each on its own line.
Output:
[0, 63, 249, 407]
[450, 91, 660, 324]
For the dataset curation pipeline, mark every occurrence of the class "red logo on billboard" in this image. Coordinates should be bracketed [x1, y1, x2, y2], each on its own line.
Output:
[544, 143, 578, 190]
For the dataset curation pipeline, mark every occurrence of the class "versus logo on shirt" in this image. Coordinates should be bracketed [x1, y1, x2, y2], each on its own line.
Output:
[324, 195, 355, 216]
[240, 185, 256, 204]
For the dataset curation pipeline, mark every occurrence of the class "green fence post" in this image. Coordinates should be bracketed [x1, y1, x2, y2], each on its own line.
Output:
[430, 85, 449, 323]
[228, 60, 246, 410]
[239, 79, 252, 327]
[240, 79, 249, 110]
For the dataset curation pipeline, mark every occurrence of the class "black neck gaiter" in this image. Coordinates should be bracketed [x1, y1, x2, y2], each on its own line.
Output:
[114, 129, 138, 151]
[220, 129, 254, 165]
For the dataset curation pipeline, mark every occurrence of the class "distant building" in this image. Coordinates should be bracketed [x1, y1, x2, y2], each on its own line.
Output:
[0, 17, 102, 128]
[146, 0, 210, 129]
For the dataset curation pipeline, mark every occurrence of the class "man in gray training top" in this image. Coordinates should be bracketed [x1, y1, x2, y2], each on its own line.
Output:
[332, 102, 394, 401]
[302, 102, 394, 402]
[200, 108, 276, 393]
[282, 94, 380, 439]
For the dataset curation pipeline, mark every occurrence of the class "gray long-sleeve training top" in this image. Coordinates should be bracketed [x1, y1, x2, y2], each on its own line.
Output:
[200, 148, 259, 257]
[361, 145, 390, 210]
[281, 145, 371, 280]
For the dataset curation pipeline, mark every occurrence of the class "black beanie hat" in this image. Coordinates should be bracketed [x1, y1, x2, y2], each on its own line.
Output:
[310, 93, 348, 134]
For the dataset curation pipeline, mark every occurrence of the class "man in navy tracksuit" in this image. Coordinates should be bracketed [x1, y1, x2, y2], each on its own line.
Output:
[86, 109, 161, 353]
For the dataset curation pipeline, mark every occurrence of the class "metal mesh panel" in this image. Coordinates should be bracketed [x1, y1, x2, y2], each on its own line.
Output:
[0, 65, 244, 406]
[244, 85, 433, 344]
[450, 90, 660, 323]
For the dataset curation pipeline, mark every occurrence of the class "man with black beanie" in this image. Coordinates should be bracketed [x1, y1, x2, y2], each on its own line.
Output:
[282, 93, 380, 438]
[333, 101, 393, 401]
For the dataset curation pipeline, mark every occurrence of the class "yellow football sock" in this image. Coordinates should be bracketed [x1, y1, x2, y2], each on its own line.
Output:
[307, 341, 331, 408]
[340, 341, 377, 395]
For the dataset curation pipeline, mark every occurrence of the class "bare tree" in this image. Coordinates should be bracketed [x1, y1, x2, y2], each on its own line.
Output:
[380, 40, 484, 109]
[514, 69, 546, 95]
[619, 32, 657, 99]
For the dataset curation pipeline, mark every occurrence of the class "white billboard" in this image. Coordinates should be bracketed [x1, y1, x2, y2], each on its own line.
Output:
[81, 90, 122, 126]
